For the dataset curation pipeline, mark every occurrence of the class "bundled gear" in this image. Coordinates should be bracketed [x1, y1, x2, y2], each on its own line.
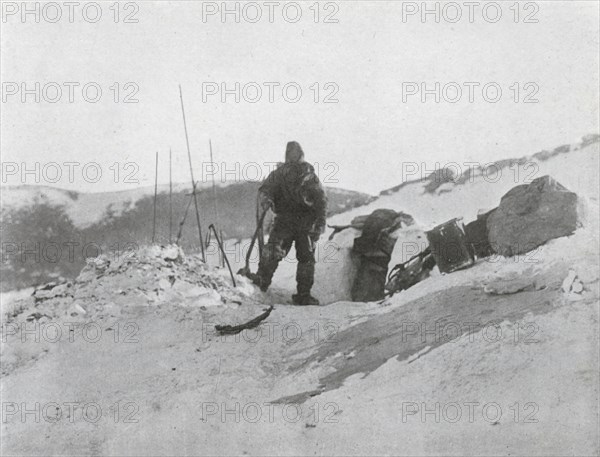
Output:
[252, 141, 327, 305]
[425, 218, 474, 273]
[464, 209, 496, 259]
[351, 209, 407, 302]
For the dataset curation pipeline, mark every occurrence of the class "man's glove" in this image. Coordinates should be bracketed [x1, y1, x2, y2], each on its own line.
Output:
[259, 195, 274, 213]
[309, 219, 326, 243]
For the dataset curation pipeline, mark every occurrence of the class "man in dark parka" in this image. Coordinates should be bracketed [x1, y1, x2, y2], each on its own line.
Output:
[252, 141, 327, 306]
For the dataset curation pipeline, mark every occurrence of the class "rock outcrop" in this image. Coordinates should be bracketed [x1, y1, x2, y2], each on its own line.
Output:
[487, 176, 583, 256]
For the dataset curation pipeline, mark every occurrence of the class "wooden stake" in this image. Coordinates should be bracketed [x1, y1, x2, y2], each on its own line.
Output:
[152, 150, 159, 244]
[209, 139, 224, 267]
[179, 85, 206, 262]
[176, 181, 196, 245]
[169, 148, 173, 244]
[209, 224, 236, 287]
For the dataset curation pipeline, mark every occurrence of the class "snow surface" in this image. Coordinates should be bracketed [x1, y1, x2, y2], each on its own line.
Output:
[1, 139, 598, 455]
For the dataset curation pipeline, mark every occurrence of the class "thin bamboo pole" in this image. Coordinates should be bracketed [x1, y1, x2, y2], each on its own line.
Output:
[152, 150, 159, 244]
[209, 139, 224, 267]
[169, 148, 173, 244]
[178, 85, 205, 261]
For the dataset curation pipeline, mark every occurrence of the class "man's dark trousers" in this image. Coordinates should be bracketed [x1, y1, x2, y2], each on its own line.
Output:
[257, 214, 316, 296]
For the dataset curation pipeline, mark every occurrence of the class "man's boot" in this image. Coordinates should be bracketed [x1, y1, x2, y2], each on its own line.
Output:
[246, 272, 269, 292]
[253, 243, 287, 292]
[293, 261, 319, 306]
[292, 293, 320, 306]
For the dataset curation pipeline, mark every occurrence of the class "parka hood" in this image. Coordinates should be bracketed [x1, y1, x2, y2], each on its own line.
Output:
[285, 141, 305, 163]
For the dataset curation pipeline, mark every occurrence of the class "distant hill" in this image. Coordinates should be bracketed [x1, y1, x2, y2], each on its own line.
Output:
[2, 133, 598, 293]
[0, 181, 374, 291]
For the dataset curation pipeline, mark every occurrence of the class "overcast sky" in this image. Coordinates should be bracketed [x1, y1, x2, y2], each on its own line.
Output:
[1, 1, 598, 194]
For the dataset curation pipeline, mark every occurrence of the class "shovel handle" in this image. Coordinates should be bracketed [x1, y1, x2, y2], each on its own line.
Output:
[209, 224, 236, 288]
[245, 207, 269, 269]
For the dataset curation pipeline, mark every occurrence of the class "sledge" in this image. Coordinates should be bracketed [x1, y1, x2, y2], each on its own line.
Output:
[385, 247, 436, 296]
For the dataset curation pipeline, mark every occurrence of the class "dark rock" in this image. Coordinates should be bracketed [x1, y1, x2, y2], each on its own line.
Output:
[581, 133, 600, 148]
[423, 168, 456, 194]
[487, 176, 583, 256]
[553, 144, 571, 154]
[465, 209, 496, 259]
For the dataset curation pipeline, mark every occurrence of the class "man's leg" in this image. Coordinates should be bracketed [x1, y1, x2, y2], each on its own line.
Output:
[255, 219, 293, 291]
[293, 232, 318, 304]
